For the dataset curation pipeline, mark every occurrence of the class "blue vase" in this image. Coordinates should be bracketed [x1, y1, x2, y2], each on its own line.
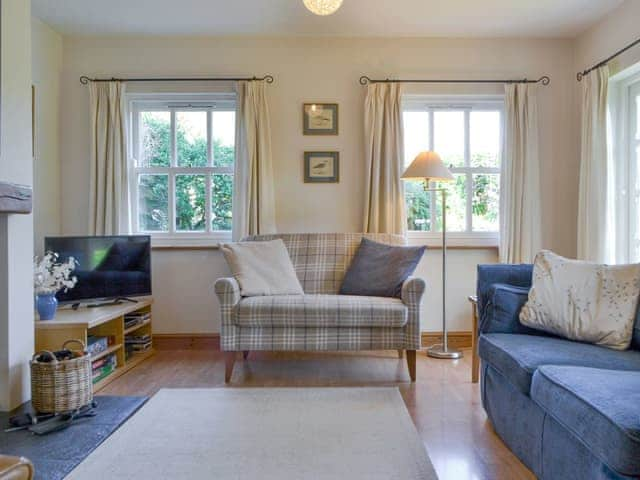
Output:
[36, 293, 58, 321]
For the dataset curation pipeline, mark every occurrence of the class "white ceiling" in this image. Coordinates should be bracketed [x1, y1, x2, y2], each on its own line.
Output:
[32, 0, 624, 38]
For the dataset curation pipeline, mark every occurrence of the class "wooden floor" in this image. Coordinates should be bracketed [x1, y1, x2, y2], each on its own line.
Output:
[102, 348, 535, 480]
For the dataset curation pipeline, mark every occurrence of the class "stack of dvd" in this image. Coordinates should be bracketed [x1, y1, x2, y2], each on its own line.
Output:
[124, 311, 151, 330]
[125, 333, 152, 353]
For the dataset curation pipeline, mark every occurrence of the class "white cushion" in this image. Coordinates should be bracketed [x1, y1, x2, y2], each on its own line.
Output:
[221, 239, 304, 297]
[519, 250, 640, 350]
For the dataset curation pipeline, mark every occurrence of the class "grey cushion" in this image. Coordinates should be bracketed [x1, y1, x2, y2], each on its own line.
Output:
[339, 238, 425, 298]
[531, 366, 640, 476]
[236, 294, 408, 328]
[479, 333, 640, 395]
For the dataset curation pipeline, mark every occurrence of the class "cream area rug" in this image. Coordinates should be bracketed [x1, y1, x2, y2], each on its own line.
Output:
[67, 388, 438, 480]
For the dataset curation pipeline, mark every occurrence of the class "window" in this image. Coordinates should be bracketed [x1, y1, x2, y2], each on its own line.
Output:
[610, 70, 640, 263]
[631, 80, 640, 261]
[402, 96, 503, 246]
[128, 94, 235, 244]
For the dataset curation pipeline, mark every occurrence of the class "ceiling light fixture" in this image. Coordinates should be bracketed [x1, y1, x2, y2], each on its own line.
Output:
[303, 0, 343, 16]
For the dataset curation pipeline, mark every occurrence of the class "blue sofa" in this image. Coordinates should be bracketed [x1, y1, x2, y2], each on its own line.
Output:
[477, 264, 640, 480]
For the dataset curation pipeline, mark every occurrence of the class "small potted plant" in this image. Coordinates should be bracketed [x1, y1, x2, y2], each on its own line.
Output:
[33, 252, 78, 320]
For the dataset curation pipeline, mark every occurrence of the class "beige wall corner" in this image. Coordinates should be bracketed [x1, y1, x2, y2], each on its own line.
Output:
[0, 0, 34, 411]
[575, 0, 640, 77]
[31, 17, 63, 254]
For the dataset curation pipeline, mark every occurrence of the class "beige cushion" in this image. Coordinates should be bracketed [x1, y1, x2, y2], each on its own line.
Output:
[221, 239, 304, 296]
[519, 250, 640, 350]
[236, 294, 408, 328]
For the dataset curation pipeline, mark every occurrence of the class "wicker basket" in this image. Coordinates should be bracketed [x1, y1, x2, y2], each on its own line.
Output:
[30, 339, 93, 414]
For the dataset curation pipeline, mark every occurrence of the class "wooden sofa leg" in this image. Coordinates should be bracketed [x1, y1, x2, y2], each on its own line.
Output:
[242, 351, 249, 360]
[397, 349, 404, 359]
[406, 350, 416, 382]
[224, 352, 236, 383]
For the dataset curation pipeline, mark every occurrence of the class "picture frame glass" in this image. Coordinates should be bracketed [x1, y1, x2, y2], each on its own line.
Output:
[307, 105, 334, 130]
[304, 104, 338, 135]
[308, 155, 335, 178]
[305, 152, 339, 183]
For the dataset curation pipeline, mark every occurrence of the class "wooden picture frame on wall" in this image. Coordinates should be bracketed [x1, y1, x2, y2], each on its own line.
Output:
[303, 103, 338, 135]
[304, 151, 339, 183]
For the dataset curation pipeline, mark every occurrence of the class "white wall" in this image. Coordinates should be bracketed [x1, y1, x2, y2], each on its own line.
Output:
[57, 35, 577, 334]
[150, 247, 496, 334]
[32, 18, 63, 254]
[0, 0, 34, 411]
[575, 0, 640, 77]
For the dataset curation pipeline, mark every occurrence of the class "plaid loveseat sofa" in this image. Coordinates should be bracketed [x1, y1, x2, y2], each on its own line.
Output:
[214, 233, 425, 382]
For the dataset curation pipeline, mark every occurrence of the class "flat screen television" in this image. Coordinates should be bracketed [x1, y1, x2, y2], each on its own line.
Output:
[44, 235, 152, 305]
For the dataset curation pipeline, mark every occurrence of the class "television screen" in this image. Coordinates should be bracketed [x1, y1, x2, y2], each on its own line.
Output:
[44, 235, 152, 304]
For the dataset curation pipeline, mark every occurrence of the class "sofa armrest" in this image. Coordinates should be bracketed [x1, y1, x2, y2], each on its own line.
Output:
[215, 277, 241, 351]
[214, 277, 241, 307]
[401, 276, 426, 306]
[477, 264, 533, 317]
[479, 284, 543, 335]
[401, 277, 425, 350]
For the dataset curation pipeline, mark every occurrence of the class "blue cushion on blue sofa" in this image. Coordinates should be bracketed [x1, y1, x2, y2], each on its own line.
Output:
[632, 303, 640, 350]
[479, 284, 543, 335]
[479, 333, 640, 395]
[531, 366, 640, 476]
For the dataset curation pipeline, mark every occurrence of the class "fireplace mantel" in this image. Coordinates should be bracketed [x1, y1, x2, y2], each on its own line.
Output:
[0, 182, 32, 214]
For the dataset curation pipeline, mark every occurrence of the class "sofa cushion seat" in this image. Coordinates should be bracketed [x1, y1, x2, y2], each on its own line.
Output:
[531, 366, 640, 476]
[479, 333, 640, 395]
[236, 294, 408, 328]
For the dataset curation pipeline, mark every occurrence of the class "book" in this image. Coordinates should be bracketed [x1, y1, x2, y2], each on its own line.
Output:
[87, 336, 109, 356]
[92, 353, 116, 371]
[93, 357, 115, 374]
[91, 357, 107, 370]
[92, 363, 115, 384]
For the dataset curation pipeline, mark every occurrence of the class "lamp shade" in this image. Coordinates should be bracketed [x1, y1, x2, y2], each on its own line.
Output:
[303, 0, 343, 15]
[401, 151, 454, 182]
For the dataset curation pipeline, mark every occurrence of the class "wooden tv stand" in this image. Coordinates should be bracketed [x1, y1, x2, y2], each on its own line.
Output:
[34, 297, 154, 392]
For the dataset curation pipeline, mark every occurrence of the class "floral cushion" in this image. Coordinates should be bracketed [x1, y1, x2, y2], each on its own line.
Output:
[519, 250, 640, 350]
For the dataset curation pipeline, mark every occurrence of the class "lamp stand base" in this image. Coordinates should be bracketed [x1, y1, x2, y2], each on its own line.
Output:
[426, 344, 463, 360]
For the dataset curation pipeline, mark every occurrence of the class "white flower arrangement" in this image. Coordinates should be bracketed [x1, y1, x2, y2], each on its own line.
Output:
[34, 252, 78, 295]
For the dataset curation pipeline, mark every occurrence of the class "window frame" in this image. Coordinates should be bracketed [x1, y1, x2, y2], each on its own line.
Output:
[402, 95, 504, 247]
[127, 93, 236, 247]
[609, 69, 640, 263]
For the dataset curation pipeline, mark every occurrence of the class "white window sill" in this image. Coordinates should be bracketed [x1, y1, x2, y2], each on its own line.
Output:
[145, 232, 497, 250]
[148, 233, 231, 249]
[407, 232, 499, 249]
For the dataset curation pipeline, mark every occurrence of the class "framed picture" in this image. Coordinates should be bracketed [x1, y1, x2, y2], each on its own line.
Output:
[304, 151, 339, 183]
[303, 103, 338, 135]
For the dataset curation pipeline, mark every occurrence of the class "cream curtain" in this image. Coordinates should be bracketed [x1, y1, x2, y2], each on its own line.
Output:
[232, 80, 276, 241]
[363, 83, 406, 235]
[499, 83, 541, 263]
[89, 81, 129, 235]
[577, 66, 610, 262]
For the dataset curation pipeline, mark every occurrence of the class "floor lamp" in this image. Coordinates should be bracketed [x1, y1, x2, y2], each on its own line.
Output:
[402, 151, 463, 360]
